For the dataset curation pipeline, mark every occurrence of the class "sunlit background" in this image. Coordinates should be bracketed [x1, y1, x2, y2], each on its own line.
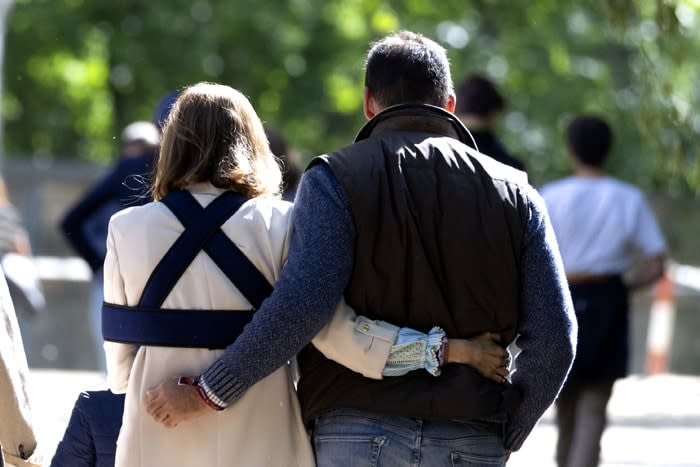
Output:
[4, 1, 700, 191]
[1, 1, 699, 466]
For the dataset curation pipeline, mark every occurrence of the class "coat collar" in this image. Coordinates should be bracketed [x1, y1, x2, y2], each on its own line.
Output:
[354, 104, 476, 147]
[187, 182, 227, 196]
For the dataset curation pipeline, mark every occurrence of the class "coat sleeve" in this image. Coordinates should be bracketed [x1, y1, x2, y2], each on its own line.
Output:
[0, 270, 39, 465]
[49, 395, 95, 467]
[311, 301, 399, 380]
[103, 223, 137, 394]
[275, 200, 399, 380]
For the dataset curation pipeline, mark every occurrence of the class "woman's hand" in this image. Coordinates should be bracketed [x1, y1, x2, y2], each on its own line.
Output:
[445, 332, 510, 383]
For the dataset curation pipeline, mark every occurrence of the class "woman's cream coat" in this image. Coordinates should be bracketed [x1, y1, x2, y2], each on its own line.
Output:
[104, 184, 399, 467]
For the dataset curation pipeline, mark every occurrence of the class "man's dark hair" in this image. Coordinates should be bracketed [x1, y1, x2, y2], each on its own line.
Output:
[565, 116, 613, 167]
[455, 74, 505, 117]
[364, 31, 453, 108]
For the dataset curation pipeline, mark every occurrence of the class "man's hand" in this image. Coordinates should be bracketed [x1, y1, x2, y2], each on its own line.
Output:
[446, 332, 510, 383]
[145, 378, 210, 428]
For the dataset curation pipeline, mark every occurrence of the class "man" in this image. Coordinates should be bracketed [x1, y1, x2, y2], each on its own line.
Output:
[541, 116, 666, 467]
[150, 31, 576, 464]
[456, 73, 526, 171]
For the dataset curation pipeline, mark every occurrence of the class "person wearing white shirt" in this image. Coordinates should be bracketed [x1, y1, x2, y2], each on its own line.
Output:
[540, 115, 666, 467]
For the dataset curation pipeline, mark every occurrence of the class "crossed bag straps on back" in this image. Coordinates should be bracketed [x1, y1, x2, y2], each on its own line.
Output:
[102, 190, 273, 349]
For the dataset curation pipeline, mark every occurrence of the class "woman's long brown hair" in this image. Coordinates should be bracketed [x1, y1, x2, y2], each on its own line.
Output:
[153, 82, 282, 200]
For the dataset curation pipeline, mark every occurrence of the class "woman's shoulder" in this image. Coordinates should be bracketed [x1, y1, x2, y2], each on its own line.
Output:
[235, 196, 294, 225]
[108, 201, 170, 231]
[109, 195, 294, 237]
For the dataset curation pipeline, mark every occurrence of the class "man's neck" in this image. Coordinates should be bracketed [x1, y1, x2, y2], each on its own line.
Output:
[573, 163, 606, 178]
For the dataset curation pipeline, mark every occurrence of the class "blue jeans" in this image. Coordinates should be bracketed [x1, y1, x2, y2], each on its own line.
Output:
[313, 409, 506, 467]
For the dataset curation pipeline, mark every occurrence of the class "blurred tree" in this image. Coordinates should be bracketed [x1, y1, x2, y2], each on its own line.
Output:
[2, 0, 699, 196]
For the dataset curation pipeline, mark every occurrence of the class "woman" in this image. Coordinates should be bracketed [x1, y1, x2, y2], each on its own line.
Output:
[104, 83, 508, 467]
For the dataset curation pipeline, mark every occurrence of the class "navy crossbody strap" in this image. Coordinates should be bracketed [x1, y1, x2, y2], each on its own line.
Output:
[102, 303, 255, 349]
[138, 191, 247, 308]
[203, 234, 273, 310]
[160, 190, 273, 309]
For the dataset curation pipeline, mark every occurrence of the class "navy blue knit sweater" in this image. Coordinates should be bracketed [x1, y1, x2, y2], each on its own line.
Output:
[201, 164, 576, 452]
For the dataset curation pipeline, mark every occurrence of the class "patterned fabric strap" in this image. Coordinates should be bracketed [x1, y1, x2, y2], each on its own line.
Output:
[382, 326, 446, 377]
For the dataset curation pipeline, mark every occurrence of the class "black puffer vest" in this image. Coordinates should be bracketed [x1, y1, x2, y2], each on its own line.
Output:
[297, 105, 530, 424]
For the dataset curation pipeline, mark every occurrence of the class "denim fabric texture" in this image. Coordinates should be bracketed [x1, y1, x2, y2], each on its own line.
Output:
[313, 409, 506, 467]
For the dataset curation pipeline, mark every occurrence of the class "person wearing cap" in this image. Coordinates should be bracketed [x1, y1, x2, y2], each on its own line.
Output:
[119, 121, 161, 158]
[60, 94, 175, 371]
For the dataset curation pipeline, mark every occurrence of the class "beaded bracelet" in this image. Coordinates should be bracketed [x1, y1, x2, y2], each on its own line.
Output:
[177, 376, 226, 411]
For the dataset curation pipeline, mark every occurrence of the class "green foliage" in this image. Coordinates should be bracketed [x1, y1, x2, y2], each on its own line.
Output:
[3, 0, 700, 195]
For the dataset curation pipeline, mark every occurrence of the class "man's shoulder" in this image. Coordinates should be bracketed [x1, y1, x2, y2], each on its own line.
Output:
[304, 159, 343, 186]
[471, 131, 525, 171]
[539, 177, 573, 197]
[463, 143, 529, 187]
[311, 138, 378, 169]
[604, 177, 644, 197]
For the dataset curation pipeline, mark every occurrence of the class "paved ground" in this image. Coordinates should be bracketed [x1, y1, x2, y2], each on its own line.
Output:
[509, 373, 700, 466]
[27, 370, 700, 466]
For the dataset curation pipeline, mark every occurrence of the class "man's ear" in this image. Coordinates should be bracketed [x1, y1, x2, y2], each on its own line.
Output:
[444, 93, 456, 113]
[363, 87, 378, 120]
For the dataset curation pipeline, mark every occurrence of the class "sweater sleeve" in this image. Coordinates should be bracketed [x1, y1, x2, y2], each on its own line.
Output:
[505, 187, 577, 452]
[200, 164, 355, 403]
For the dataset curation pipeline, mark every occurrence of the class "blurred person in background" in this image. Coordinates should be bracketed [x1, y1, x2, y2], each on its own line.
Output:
[0, 176, 44, 319]
[60, 94, 175, 371]
[540, 115, 666, 467]
[0, 267, 42, 467]
[0, 176, 31, 258]
[79, 121, 161, 264]
[264, 124, 301, 201]
[456, 73, 526, 172]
